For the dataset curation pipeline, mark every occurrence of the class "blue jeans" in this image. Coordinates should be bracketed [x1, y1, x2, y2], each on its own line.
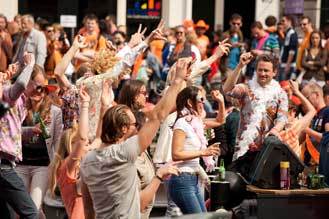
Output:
[0, 165, 38, 219]
[168, 173, 206, 214]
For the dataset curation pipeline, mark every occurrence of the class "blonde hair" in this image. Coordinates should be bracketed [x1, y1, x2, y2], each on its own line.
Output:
[49, 126, 78, 197]
[302, 82, 323, 97]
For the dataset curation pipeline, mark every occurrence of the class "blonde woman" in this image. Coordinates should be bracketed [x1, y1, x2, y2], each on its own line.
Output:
[49, 81, 113, 219]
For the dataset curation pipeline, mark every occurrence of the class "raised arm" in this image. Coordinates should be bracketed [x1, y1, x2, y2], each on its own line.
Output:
[204, 90, 226, 129]
[54, 36, 87, 89]
[223, 52, 253, 93]
[137, 58, 188, 153]
[190, 39, 231, 82]
[289, 80, 316, 136]
[8, 53, 35, 103]
[66, 86, 90, 177]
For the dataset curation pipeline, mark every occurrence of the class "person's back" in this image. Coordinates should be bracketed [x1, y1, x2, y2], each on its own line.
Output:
[80, 135, 141, 219]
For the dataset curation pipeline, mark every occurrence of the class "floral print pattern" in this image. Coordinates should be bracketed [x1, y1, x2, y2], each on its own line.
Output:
[228, 77, 288, 160]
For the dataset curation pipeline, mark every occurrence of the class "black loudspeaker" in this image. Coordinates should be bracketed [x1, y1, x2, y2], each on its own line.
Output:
[249, 135, 305, 189]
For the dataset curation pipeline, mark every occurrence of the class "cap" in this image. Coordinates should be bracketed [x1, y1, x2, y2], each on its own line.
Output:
[195, 20, 209, 30]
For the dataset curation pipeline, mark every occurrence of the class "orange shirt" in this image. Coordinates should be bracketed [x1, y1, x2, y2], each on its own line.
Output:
[296, 31, 311, 70]
[150, 40, 165, 63]
[57, 160, 85, 219]
[45, 40, 62, 79]
[0, 31, 13, 72]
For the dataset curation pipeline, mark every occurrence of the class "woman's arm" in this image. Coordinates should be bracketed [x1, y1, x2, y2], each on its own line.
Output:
[66, 86, 90, 177]
[204, 90, 226, 129]
[171, 129, 219, 161]
[54, 36, 87, 89]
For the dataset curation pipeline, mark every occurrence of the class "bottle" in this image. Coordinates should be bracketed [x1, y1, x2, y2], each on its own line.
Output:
[35, 113, 51, 139]
[218, 159, 225, 181]
[280, 161, 290, 189]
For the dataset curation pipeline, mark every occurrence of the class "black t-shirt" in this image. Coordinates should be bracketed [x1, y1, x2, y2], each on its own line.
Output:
[311, 106, 329, 133]
[20, 135, 50, 166]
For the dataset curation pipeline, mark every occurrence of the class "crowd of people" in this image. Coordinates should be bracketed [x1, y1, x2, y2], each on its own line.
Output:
[1, 11, 329, 219]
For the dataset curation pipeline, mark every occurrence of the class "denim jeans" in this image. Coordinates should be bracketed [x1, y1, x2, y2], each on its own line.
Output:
[0, 166, 38, 219]
[168, 173, 206, 214]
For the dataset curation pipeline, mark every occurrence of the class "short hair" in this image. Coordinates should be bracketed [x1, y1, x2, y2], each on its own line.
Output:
[101, 105, 132, 144]
[301, 15, 312, 24]
[302, 82, 323, 97]
[283, 15, 295, 27]
[265, 15, 277, 27]
[255, 54, 278, 72]
[21, 14, 35, 24]
[323, 84, 329, 97]
[230, 13, 242, 21]
[112, 30, 126, 39]
[251, 21, 263, 29]
[83, 14, 98, 24]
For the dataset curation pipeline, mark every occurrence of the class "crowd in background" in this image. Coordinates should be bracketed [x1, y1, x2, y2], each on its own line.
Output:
[1, 11, 329, 219]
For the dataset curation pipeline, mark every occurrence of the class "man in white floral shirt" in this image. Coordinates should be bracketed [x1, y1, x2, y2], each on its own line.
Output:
[223, 52, 288, 176]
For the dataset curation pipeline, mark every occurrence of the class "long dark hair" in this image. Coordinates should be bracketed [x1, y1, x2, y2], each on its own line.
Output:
[174, 86, 200, 124]
[309, 30, 324, 49]
[118, 80, 145, 111]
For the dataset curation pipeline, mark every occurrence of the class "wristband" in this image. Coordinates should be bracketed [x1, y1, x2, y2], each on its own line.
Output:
[155, 174, 163, 182]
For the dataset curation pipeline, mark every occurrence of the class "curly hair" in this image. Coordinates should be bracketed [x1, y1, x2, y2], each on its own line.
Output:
[101, 105, 132, 144]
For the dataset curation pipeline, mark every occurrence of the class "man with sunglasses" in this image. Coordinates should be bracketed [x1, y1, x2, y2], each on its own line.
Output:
[296, 16, 313, 73]
[223, 13, 245, 71]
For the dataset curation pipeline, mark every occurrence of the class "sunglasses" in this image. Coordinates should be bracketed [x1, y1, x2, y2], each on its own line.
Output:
[196, 95, 205, 103]
[35, 85, 46, 93]
[175, 31, 184, 35]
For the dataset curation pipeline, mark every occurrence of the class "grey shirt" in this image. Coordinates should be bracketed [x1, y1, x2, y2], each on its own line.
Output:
[80, 136, 141, 219]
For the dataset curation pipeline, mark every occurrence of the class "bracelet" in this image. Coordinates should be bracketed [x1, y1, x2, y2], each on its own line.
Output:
[155, 174, 163, 182]
[81, 103, 89, 108]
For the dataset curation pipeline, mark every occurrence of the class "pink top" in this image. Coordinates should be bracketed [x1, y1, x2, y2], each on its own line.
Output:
[0, 88, 26, 161]
[57, 159, 85, 219]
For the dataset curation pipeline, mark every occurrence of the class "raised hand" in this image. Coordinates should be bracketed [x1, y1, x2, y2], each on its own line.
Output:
[128, 24, 147, 48]
[215, 38, 231, 57]
[239, 52, 253, 67]
[211, 90, 224, 103]
[289, 80, 300, 94]
[105, 40, 117, 52]
[73, 35, 88, 49]
[173, 57, 192, 82]
[144, 20, 166, 44]
[4, 62, 19, 80]
[79, 85, 90, 103]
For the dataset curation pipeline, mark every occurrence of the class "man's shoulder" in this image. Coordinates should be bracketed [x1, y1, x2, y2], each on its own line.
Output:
[31, 29, 46, 40]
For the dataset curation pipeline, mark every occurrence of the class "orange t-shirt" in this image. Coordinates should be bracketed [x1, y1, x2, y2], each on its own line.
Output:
[57, 160, 85, 219]
[150, 40, 165, 63]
